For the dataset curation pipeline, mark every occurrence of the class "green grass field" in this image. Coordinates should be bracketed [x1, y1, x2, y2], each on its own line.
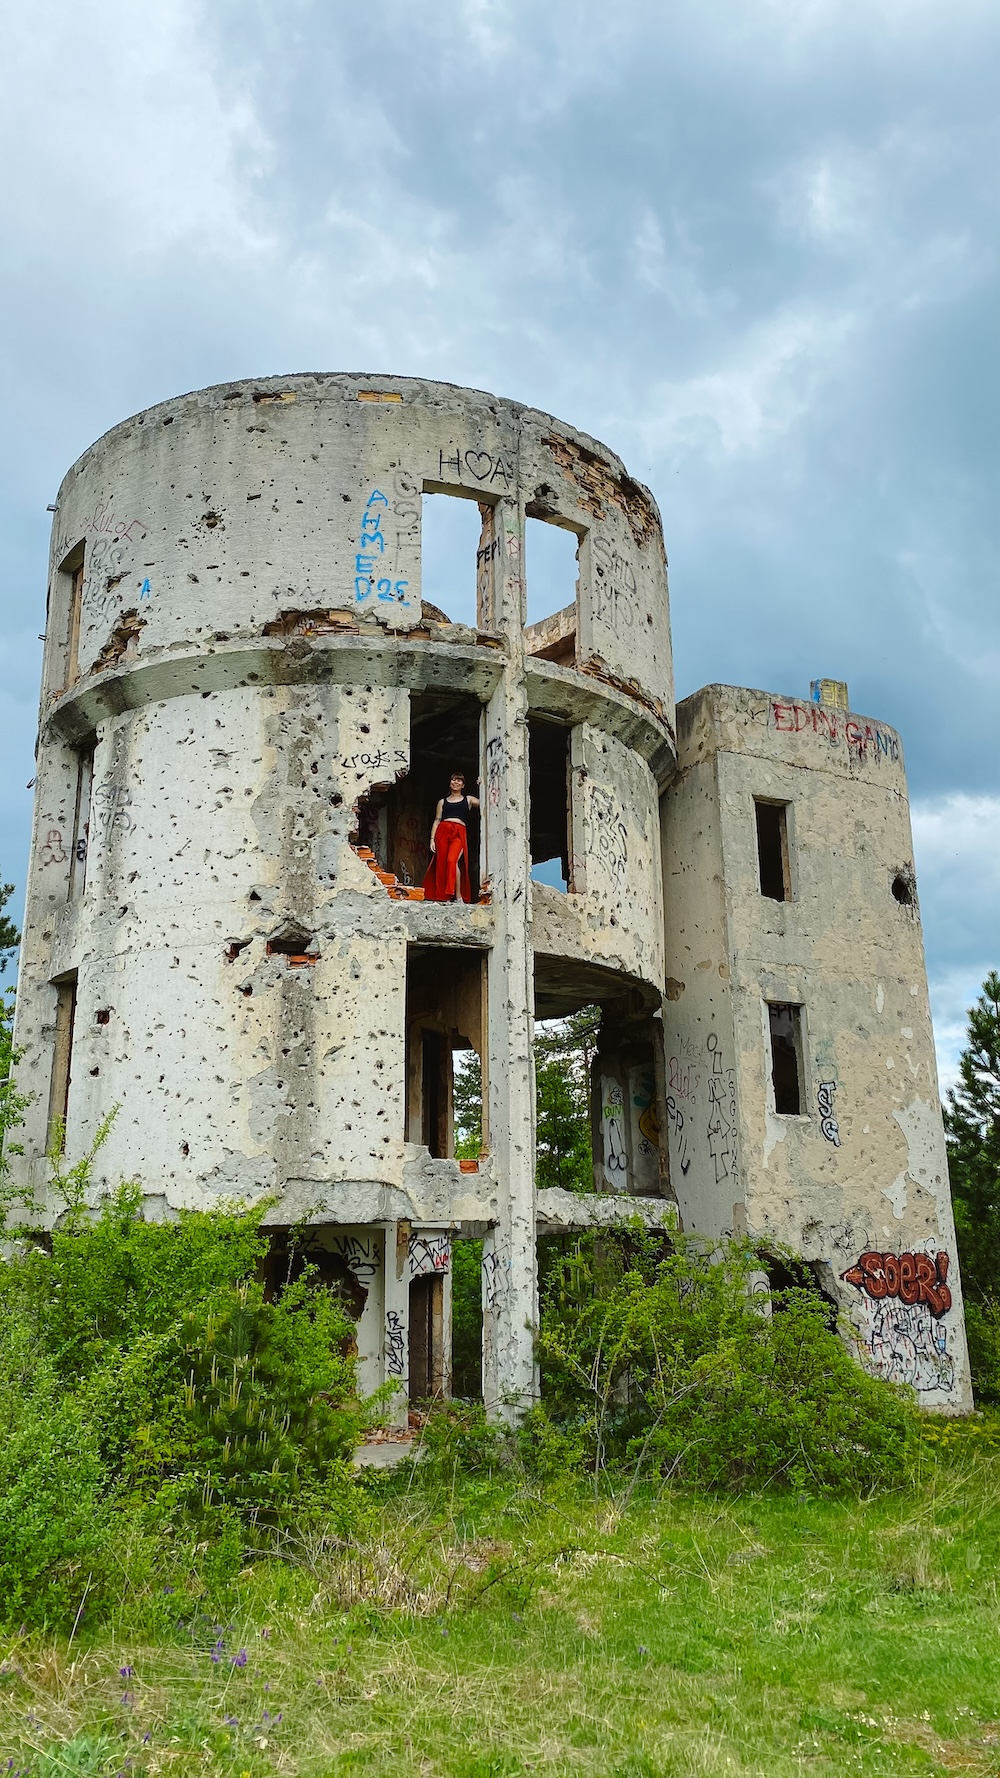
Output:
[5, 1452, 1000, 1778]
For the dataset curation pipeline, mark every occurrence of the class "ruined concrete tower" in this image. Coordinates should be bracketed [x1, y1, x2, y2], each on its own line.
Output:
[15, 375, 676, 1417]
[16, 373, 971, 1413]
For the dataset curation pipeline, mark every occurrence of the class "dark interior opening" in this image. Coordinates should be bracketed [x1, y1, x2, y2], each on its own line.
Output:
[262, 1233, 368, 1325]
[762, 1251, 839, 1330]
[408, 1272, 445, 1397]
[892, 873, 914, 906]
[768, 1002, 803, 1115]
[354, 690, 482, 896]
[406, 945, 486, 1158]
[755, 800, 790, 901]
[266, 924, 318, 965]
[528, 718, 572, 891]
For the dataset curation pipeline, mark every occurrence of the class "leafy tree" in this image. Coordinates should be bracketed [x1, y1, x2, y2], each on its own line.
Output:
[453, 1008, 599, 1190]
[534, 1008, 599, 1194]
[945, 971, 1000, 1302]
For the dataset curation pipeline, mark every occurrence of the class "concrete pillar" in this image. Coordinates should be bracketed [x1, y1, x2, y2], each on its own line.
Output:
[481, 502, 538, 1419]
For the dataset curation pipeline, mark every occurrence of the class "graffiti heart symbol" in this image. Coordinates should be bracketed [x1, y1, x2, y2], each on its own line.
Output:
[464, 451, 493, 481]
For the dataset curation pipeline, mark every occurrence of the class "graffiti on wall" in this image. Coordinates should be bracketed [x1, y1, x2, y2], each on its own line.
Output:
[92, 781, 134, 839]
[408, 1232, 450, 1280]
[817, 1080, 841, 1146]
[482, 1246, 509, 1315]
[706, 1033, 738, 1187]
[589, 785, 629, 887]
[628, 1066, 660, 1193]
[601, 1076, 628, 1186]
[665, 1095, 691, 1176]
[771, 699, 900, 764]
[486, 734, 504, 809]
[843, 1250, 955, 1393]
[592, 536, 637, 636]
[385, 1309, 406, 1378]
[331, 1232, 380, 1288]
[437, 445, 514, 489]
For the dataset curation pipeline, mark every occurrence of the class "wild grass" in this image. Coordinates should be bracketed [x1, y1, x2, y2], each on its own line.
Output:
[5, 1448, 1000, 1778]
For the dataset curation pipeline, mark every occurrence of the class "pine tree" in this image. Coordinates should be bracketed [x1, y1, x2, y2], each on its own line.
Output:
[945, 971, 1000, 1303]
[0, 882, 18, 976]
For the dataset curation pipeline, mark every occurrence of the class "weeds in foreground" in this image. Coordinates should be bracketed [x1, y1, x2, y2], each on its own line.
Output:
[4, 1459, 1000, 1776]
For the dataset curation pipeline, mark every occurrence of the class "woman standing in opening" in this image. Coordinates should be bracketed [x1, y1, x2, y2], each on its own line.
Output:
[423, 772, 480, 903]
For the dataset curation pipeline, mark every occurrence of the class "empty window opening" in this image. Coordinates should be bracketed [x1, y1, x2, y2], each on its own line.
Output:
[450, 1236, 484, 1400]
[58, 543, 85, 690]
[768, 1003, 803, 1115]
[355, 690, 483, 896]
[892, 873, 914, 907]
[524, 515, 580, 637]
[69, 745, 94, 900]
[405, 945, 486, 1159]
[420, 491, 484, 629]
[47, 973, 78, 1151]
[532, 962, 669, 1198]
[755, 800, 790, 901]
[528, 718, 572, 892]
[408, 1273, 446, 1398]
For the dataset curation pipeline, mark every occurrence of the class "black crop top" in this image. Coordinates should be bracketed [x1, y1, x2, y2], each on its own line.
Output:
[440, 795, 470, 825]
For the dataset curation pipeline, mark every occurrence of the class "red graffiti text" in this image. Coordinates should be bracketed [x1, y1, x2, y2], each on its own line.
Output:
[842, 1250, 951, 1318]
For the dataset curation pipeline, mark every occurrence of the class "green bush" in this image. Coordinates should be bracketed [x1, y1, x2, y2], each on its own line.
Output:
[534, 1232, 920, 1495]
[0, 1315, 111, 1627]
[0, 1195, 368, 1627]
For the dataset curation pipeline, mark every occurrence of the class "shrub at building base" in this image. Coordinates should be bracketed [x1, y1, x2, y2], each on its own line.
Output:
[0, 1192, 366, 1629]
[530, 1233, 920, 1495]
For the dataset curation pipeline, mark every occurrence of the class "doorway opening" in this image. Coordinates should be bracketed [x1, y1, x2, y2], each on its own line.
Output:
[421, 491, 482, 629]
[408, 1272, 446, 1397]
[405, 945, 486, 1158]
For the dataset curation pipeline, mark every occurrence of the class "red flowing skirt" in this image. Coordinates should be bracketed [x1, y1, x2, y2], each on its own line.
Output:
[423, 820, 472, 902]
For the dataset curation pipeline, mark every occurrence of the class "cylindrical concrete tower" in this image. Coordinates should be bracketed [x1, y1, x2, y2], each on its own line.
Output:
[15, 374, 678, 1414]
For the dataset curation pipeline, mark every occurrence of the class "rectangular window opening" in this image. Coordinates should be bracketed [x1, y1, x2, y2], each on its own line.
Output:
[405, 946, 486, 1158]
[528, 718, 572, 893]
[768, 1002, 803, 1115]
[69, 745, 94, 900]
[420, 490, 484, 630]
[755, 799, 790, 901]
[58, 543, 85, 690]
[47, 972, 78, 1151]
[524, 516, 580, 658]
[356, 690, 483, 897]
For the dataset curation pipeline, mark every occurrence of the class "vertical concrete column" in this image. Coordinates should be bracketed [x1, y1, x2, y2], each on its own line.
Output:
[481, 499, 538, 1420]
[383, 1220, 410, 1428]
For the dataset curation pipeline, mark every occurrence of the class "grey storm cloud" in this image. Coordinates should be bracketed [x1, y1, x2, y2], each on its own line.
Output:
[1, 0, 997, 1080]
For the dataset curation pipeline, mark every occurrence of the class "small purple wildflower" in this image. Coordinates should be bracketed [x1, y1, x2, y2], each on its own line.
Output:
[121, 1691, 134, 1709]
[162, 1585, 175, 1595]
[119, 1664, 134, 1679]
[142, 1733, 152, 1745]
[231, 1647, 248, 1669]
[638, 1644, 649, 1656]
[224, 1713, 239, 1728]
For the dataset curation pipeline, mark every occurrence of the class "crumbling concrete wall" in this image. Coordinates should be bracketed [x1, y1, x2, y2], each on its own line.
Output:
[662, 685, 971, 1411]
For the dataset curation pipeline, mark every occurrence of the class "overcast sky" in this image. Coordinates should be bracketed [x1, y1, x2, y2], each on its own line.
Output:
[1, 0, 997, 1085]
